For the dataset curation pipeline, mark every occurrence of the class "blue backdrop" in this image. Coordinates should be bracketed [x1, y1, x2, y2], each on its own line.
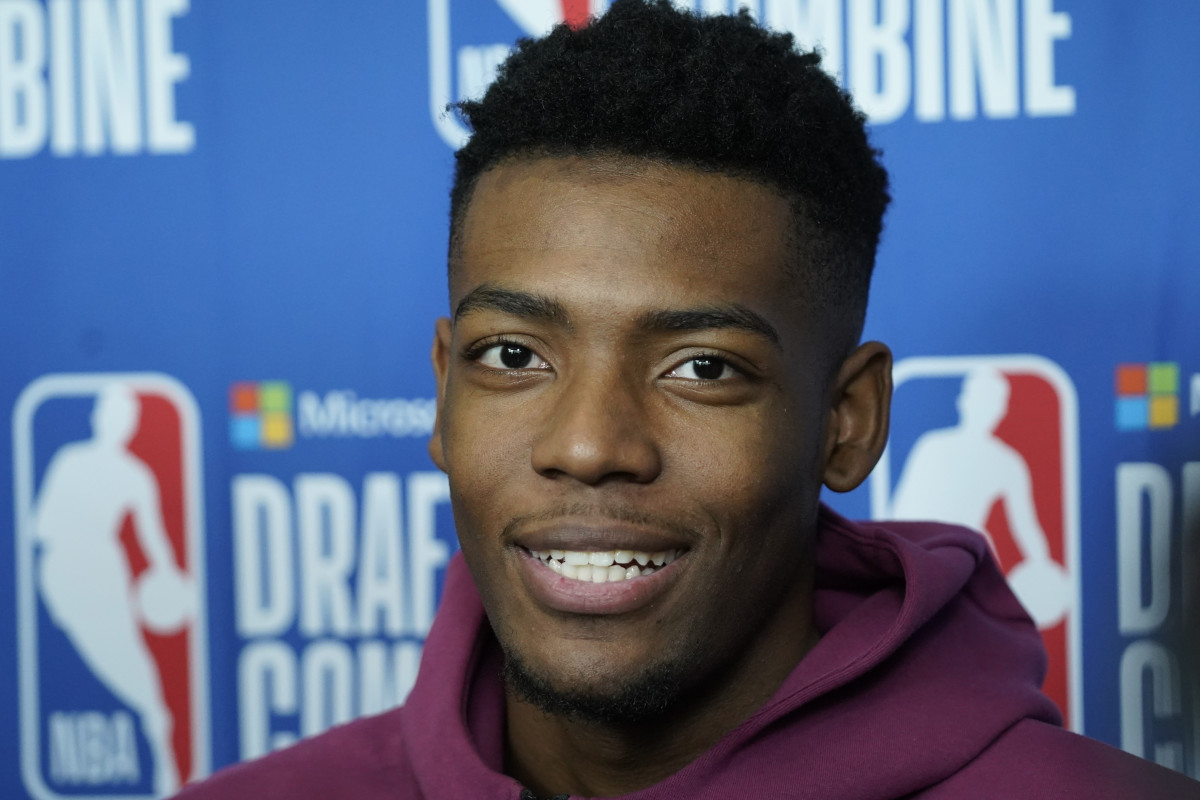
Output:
[2, 1, 1197, 797]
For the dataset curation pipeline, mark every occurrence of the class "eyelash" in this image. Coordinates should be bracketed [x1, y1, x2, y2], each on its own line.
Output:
[463, 338, 547, 369]
[463, 338, 514, 358]
[464, 339, 741, 382]
[666, 352, 740, 382]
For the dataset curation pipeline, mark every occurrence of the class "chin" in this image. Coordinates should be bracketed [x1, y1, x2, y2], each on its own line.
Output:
[503, 647, 694, 726]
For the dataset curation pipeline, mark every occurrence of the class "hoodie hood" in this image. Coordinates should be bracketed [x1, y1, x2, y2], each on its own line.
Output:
[403, 504, 1061, 799]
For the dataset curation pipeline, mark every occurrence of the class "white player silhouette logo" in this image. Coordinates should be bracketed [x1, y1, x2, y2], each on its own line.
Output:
[889, 367, 1072, 628]
[33, 382, 195, 795]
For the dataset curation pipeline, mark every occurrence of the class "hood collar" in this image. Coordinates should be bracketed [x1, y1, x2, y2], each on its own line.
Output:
[404, 505, 1060, 799]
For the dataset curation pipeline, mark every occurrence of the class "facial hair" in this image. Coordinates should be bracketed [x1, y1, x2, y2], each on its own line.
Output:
[502, 645, 698, 726]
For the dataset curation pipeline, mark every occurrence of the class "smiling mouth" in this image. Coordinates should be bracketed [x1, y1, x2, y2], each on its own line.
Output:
[526, 548, 682, 583]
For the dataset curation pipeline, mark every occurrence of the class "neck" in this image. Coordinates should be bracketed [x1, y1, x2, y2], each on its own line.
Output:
[503, 576, 819, 798]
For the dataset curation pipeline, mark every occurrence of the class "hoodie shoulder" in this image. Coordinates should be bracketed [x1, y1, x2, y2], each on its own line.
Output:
[918, 719, 1200, 799]
[171, 708, 418, 799]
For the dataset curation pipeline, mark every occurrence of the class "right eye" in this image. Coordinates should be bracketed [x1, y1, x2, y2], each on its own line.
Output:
[474, 342, 551, 371]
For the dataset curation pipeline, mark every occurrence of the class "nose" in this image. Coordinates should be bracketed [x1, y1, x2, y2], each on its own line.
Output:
[530, 368, 662, 485]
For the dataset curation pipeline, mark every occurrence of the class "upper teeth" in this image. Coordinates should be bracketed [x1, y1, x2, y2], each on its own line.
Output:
[529, 549, 680, 583]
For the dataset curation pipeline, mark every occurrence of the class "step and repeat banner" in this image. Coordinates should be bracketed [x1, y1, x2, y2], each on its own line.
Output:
[1, 1, 1197, 797]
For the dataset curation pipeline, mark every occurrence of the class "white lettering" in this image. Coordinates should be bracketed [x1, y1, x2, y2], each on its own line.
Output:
[300, 639, 354, 737]
[49, 712, 80, 783]
[238, 640, 298, 760]
[143, 0, 192, 151]
[107, 711, 139, 782]
[949, 0, 1018, 120]
[430, 0, 1077, 141]
[1117, 463, 1173, 635]
[48, 0, 73, 153]
[297, 391, 436, 439]
[1120, 641, 1183, 770]
[764, 0, 843, 80]
[1115, 462, 1199, 770]
[297, 391, 340, 435]
[1022, 0, 1073, 116]
[297, 473, 357, 637]
[234, 474, 296, 637]
[80, 0, 142, 154]
[0, 0, 193, 158]
[47, 711, 139, 785]
[234, 470, 454, 640]
[0, 0, 47, 156]
[407, 471, 452, 637]
[357, 472, 407, 637]
[848, 0, 910, 123]
[913, 0, 943, 120]
[233, 471, 456, 751]
[238, 636, 426, 754]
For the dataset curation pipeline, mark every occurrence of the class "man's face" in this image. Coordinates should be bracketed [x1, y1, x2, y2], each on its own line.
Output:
[431, 156, 843, 718]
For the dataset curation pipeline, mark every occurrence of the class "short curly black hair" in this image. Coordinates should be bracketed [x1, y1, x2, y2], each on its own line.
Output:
[450, 0, 890, 347]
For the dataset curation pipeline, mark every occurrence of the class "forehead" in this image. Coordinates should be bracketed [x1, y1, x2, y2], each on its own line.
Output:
[453, 156, 797, 304]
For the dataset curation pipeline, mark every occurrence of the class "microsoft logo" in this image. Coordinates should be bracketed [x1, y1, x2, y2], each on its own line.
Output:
[230, 381, 294, 449]
[1115, 362, 1179, 431]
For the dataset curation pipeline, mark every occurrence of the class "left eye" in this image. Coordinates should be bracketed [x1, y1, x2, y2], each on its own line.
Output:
[668, 356, 736, 381]
[476, 343, 549, 370]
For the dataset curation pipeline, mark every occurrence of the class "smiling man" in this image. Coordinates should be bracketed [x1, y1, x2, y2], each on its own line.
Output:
[175, 2, 1199, 798]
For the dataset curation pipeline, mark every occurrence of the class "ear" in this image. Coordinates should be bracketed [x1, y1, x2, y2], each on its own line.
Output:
[427, 317, 453, 473]
[822, 341, 892, 493]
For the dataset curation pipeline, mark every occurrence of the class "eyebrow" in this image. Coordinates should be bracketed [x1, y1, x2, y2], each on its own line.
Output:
[636, 306, 781, 346]
[454, 285, 571, 326]
[454, 284, 780, 346]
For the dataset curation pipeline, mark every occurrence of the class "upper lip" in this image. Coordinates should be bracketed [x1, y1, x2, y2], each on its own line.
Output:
[509, 520, 693, 555]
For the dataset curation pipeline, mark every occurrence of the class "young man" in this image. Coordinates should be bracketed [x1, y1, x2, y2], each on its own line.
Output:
[177, 2, 1199, 797]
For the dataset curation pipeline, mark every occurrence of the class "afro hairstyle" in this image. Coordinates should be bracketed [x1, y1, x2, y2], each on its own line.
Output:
[449, 0, 890, 347]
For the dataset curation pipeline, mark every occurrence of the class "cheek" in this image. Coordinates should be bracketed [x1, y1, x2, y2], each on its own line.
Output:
[672, 399, 815, 489]
[439, 397, 493, 537]
[444, 466, 519, 621]
[441, 387, 525, 489]
[439, 392, 537, 585]
[669, 403, 824, 547]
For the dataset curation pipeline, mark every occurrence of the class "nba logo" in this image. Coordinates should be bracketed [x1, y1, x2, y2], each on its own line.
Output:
[13, 374, 209, 799]
[870, 355, 1082, 730]
[429, 0, 610, 148]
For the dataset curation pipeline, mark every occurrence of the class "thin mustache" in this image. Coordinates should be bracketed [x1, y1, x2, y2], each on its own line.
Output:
[501, 503, 698, 542]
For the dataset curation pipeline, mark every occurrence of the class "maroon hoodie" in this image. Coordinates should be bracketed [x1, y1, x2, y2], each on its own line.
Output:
[175, 506, 1199, 799]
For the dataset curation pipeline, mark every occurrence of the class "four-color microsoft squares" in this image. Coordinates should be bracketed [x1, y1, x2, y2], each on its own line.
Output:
[229, 381, 294, 449]
[1115, 363, 1179, 431]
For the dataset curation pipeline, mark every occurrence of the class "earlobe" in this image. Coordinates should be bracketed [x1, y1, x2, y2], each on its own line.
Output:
[428, 318, 453, 473]
[822, 341, 892, 493]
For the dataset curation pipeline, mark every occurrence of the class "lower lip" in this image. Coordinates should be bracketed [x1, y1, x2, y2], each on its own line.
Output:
[515, 549, 686, 615]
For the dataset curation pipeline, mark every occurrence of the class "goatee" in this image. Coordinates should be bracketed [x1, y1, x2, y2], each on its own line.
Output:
[502, 651, 690, 726]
